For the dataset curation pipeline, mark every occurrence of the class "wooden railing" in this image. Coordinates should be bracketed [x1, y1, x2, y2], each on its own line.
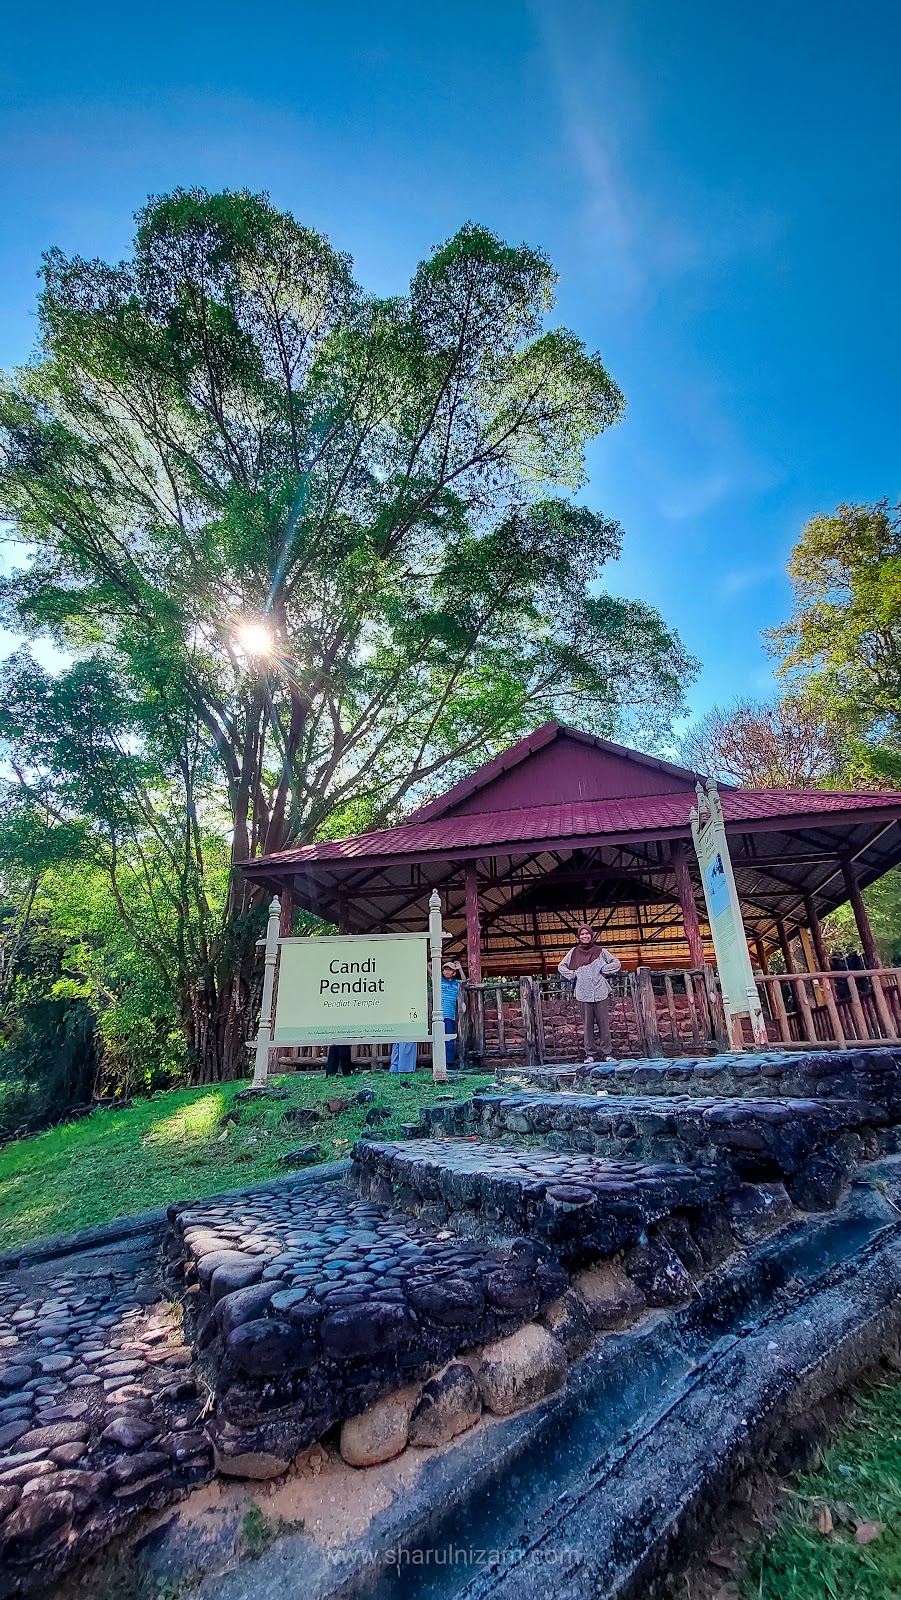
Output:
[459, 966, 727, 1067]
[756, 968, 901, 1047]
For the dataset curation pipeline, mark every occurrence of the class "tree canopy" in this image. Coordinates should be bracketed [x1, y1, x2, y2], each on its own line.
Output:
[768, 499, 901, 787]
[0, 188, 696, 1079]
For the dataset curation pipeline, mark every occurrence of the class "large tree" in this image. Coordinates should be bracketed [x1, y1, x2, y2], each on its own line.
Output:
[768, 499, 901, 786]
[0, 189, 695, 1080]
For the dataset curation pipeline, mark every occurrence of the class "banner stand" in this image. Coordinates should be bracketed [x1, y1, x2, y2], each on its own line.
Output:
[248, 893, 449, 1085]
[691, 779, 768, 1050]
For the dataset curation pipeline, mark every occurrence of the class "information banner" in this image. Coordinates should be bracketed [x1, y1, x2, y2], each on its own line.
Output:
[691, 780, 768, 1046]
[273, 933, 429, 1044]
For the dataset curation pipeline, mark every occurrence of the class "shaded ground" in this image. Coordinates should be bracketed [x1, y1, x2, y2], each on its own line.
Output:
[0, 1072, 491, 1250]
[671, 1374, 901, 1600]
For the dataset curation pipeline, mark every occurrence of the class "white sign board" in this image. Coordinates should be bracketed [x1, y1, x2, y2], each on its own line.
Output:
[691, 780, 768, 1046]
[272, 933, 429, 1044]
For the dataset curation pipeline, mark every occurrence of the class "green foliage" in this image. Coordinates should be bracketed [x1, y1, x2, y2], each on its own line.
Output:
[0, 188, 695, 1080]
[742, 1378, 901, 1598]
[769, 499, 901, 771]
[824, 868, 901, 964]
[241, 1504, 304, 1558]
[0, 1069, 493, 1247]
[0, 996, 99, 1136]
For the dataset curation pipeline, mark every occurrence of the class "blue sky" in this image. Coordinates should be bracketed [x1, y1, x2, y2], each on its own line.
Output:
[1, 0, 899, 724]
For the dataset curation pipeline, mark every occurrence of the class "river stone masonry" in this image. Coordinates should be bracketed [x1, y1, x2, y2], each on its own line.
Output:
[352, 1137, 734, 1262]
[171, 1182, 569, 1472]
[0, 1269, 211, 1596]
[498, 1045, 901, 1112]
[414, 1091, 889, 1209]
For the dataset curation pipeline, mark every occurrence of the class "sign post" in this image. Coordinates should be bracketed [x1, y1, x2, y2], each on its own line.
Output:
[691, 778, 768, 1049]
[250, 901, 447, 1086]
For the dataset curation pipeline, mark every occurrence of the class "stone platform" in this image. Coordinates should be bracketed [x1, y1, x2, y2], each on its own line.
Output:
[353, 1136, 731, 1258]
[173, 1182, 568, 1471]
[7, 1045, 901, 1597]
[497, 1044, 901, 1112]
[0, 1231, 210, 1596]
[415, 1090, 888, 1207]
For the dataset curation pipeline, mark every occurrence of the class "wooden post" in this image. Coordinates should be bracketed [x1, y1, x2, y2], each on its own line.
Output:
[464, 862, 482, 984]
[842, 859, 881, 968]
[457, 984, 473, 1067]
[672, 842, 704, 968]
[754, 938, 769, 974]
[777, 920, 796, 974]
[630, 966, 663, 1056]
[702, 964, 730, 1051]
[804, 894, 829, 973]
[278, 888, 294, 939]
[519, 975, 543, 1067]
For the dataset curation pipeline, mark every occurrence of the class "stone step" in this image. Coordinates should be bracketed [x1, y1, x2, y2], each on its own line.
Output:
[353, 1136, 737, 1261]
[496, 1046, 901, 1112]
[416, 1091, 887, 1209]
[173, 1181, 569, 1470]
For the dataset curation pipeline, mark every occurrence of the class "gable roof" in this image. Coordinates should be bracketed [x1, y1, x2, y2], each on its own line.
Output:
[406, 720, 706, 823]
[244, 784, 901, 875]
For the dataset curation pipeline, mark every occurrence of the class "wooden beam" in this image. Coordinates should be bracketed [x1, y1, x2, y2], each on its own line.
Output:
[843, 858, 881, 968]
[777, 920, 796, 974]
[804, 892, 830, 972]
[464, 862, 482, 983]
[278, 889, 294, 938]
[671, 842, 705, 968]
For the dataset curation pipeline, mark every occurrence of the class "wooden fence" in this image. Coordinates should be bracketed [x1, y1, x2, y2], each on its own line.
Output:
[756, 968, 901, 1048]
[270, 963, 901, 1073]
[458, 967, 728, 1067]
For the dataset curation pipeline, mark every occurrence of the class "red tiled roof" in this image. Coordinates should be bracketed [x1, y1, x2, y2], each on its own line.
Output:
[244, 786, 901, 872]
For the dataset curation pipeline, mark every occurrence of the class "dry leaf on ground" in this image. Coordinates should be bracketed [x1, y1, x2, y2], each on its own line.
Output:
[817, 1505, 834, 1535]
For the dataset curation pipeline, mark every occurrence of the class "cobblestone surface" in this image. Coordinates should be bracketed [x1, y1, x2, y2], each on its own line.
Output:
[415, 1090, 887, 1206]
[172, 1182, 567, 1468]
[498, 1046, 901, 1110]
[353, 1136, 730, 1257]
[6, 1046, 899, 1593]
[0, 1252, 212, 1595]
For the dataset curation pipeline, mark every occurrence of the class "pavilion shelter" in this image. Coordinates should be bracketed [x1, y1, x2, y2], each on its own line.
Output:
[242, 723, 901, 1059]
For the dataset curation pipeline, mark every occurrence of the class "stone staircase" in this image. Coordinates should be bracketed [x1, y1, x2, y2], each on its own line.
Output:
[173, 1047, 901, 1487]
[8, 1046, 901, 1596]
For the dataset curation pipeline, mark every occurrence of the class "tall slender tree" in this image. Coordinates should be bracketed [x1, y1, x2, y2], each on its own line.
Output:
[0, 189, 696, 1080]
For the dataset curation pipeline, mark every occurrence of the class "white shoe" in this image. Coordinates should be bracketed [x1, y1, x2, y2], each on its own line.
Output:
[604, 1055, 617, 1062]
[584, 1055, 595, 1063]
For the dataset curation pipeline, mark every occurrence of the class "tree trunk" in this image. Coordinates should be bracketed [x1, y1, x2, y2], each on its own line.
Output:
[185, 915, 266, 1083]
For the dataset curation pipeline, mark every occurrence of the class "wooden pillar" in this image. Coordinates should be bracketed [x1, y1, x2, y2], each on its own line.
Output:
[777, 920, 796, 974]
[671, 842, 704, 968]
[754, 938, 769, 974]
[464, 862, 482, 983]
[842, 859, 881, 968]
[803, 893, 829, 972]
[278, 888, 294, 939]
[519, 975, 543, 1067]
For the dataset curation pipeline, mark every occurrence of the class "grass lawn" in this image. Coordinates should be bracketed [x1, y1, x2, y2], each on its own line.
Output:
[740, 1379, 901, 1599]
[0, 1070, 492, 1250]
